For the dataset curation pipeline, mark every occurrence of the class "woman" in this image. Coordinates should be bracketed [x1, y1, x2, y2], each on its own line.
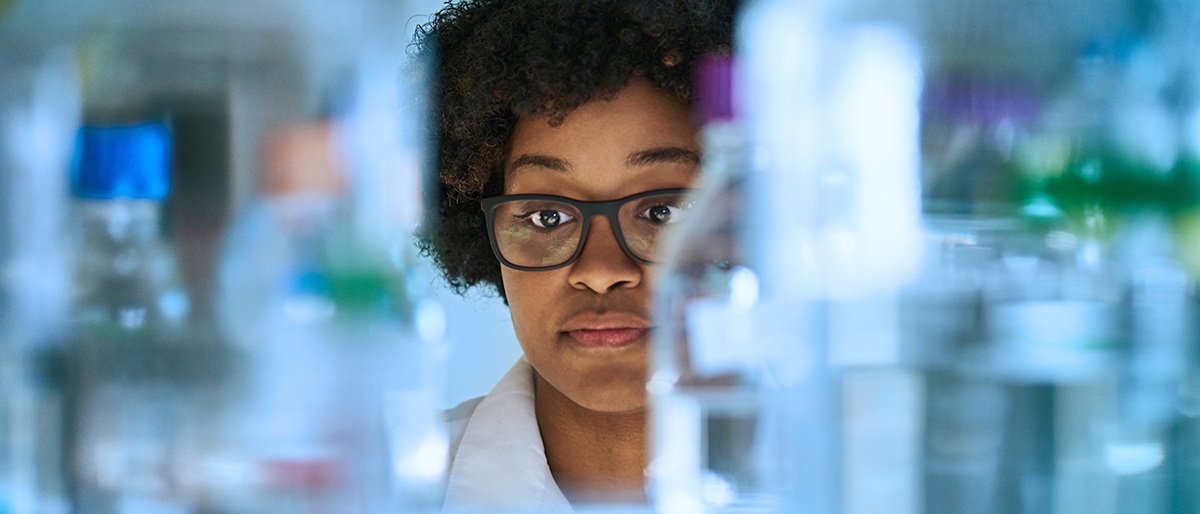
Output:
[414, 1, 737, 511]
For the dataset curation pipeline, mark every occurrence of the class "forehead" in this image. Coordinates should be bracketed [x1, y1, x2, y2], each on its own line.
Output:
[504, 79, 700, 197]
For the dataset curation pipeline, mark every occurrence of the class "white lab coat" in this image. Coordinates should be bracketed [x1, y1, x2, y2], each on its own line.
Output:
[442, 357, 573, 513]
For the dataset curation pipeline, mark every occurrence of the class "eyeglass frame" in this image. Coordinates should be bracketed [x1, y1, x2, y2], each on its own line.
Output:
[480, 188, 694, 271]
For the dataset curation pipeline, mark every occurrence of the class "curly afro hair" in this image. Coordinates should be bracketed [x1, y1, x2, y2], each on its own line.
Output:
[413, 0, 738, 300]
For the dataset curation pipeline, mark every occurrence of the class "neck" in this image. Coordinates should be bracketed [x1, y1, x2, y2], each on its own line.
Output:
[534, 372, 648, 505]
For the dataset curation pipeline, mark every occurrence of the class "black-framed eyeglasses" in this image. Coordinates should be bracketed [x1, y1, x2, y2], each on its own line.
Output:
[481, 188, 695, 271]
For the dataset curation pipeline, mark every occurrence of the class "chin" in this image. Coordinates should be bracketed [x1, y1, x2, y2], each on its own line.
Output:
[571, 378, 649, 413]
[573, 357, 650, 409]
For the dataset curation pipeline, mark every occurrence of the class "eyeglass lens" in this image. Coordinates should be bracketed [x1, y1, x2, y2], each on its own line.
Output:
[489, 191, 690, 269]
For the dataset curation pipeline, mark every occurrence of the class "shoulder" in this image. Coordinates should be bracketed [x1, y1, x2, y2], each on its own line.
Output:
[444, 395, 485, 423]
[442, 358, 536, 466]
[443, 396, 485, 458]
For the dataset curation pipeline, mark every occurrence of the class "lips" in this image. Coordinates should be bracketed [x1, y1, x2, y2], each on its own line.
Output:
[561, 312, 652, 348]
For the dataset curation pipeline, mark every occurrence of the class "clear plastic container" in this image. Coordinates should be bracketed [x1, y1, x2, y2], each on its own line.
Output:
[214, 122, 446, 514]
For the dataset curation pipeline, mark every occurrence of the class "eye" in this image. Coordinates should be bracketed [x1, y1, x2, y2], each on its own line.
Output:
[525, 209, 575, 229]
[641, 203, 688, 224]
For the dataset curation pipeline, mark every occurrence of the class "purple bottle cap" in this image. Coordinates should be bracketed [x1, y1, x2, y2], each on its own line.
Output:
[696, 54, 738, 123]
[922, 78, 1040, 124]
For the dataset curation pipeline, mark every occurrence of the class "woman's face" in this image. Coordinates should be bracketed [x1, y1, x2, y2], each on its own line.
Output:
[501, 78, 700, 413]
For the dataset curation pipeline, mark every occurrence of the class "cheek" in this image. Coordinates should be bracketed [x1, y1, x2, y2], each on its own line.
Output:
[500, 267, 560, 343]
[499, 267, 526, 332]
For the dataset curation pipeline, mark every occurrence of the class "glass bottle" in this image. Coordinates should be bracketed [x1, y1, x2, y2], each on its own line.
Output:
[65, 122, 198, 514]
[650, 54, 806, 514]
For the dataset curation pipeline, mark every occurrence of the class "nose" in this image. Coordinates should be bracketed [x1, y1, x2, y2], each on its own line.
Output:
[567, 215, 644, 294]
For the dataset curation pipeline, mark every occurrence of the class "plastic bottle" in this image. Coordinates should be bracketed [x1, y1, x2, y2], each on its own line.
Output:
[650, 54, 804, 514]
[64, 122, 198, 514]
[214, 121, 446, 514]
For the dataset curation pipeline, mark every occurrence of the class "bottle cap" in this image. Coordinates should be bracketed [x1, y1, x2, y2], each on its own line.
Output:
[696, 54, 738, 123]
[71, 122, 171, 200]
[260, 122, 345, 196]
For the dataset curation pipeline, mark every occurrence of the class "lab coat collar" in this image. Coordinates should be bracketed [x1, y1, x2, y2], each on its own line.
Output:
[444, 357, 573, 513]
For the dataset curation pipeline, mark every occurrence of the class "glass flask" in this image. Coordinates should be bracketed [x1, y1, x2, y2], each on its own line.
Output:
[650, 54, 809, 514]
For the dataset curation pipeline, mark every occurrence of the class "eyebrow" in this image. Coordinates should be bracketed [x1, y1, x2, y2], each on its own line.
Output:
[507, 146, 701, 177]
[509, 154, 572, 174]
[627, 146, 701, 168]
